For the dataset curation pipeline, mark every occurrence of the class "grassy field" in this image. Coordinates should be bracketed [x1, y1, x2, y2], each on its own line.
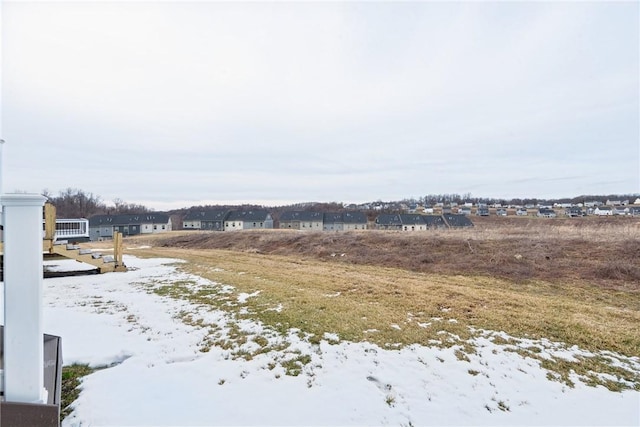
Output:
[91, 216, 640, 391]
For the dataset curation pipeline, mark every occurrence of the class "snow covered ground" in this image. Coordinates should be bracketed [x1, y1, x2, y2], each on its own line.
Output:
[2, 255, 640, 426]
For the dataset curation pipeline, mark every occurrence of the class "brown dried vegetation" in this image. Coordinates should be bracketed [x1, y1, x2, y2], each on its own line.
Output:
[139, 216, 640, 290]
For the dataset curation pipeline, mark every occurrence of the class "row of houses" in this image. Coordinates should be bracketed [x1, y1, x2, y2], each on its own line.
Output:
[89, 213, 173, 241]
[454, 205, 640, 217]
[375, 214, 473, 231]
[592, 206, 640, 216]
[183, 210, 274, 231]
[87, 203, 638, 241]
[279, 211, 368, 231]
[183, 210, 368, 231]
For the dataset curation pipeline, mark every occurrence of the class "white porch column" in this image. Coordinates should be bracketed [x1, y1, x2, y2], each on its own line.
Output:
[2, 193, 47, 403]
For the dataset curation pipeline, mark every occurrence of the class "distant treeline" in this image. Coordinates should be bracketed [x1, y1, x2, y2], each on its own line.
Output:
[43, 188, 151, 218]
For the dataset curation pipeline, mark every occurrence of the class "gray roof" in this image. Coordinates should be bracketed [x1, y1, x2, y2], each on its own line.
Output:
[341, 211, 368, 224]
[280, 211, 324, 222]
[89, 213, 169, 226]
[423, 215, 446, 227]
[184, 210, 228, 221]
[323, 213, 344, 224]
[375, 214, 402, 226]
[443, 214, 474, 228]
[399, 214, 426, 225]
[226, 209, 271, 222]
[322, 212, 368, 224]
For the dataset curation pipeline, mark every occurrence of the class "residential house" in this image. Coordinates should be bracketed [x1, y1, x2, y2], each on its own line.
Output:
[537, 208, 557, 218]
[322, 213, 345, 231]
[629, 207, 640, 216]
[458, 207, 472, 216]
[341, 211, 368, 230]
[183, 210, 227, 231]
[476, 207, 489, 216]
[89, 213, 172, 241]
[516, 207, 528, 216]
[279, 211, 323, 231]
[565, 207, 583, 217]
[375, 214, 448, 231]
[398, 214, 429, 231]
[224, 210, 273, 231]
[593, 206, 613, 216]
[496, 208, 507, 216]
[612, 206, 628, 216]
[423, 215, 447, 229]
[375, 214, 403, 230]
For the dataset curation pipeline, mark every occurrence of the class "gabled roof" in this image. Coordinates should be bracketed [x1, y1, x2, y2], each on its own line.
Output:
[342, 211, 368, 224]
[443, 214, 474, 228]
[321, 212, 368, 224]
[399, 214, 425, 225]
[423, 215, 446, 227]
[280, 211, 323, 222]
[323, 213, 344, 224]
[89, 213, 169, 226]
[184, 210, 228, 221]
[375, 214, 402, 226]
[226, 209, 271, 222]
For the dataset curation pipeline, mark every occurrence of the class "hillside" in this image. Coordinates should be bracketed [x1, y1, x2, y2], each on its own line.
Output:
[129, 216, 640, 289]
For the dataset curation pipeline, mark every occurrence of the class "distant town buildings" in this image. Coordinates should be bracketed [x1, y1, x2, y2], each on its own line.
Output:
[87, 198, 640, 240]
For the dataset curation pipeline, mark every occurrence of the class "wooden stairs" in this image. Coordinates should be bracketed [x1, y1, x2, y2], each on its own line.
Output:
[0, 203, 127, 275]
[46, 232, 126, 274]
[42, 203, 126, 274]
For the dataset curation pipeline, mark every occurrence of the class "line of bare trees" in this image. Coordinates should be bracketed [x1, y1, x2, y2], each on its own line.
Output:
[42, 188, 152, 219]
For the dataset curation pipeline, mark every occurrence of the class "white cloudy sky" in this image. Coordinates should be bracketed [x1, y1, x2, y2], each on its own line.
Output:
[1, 1, 638, 210]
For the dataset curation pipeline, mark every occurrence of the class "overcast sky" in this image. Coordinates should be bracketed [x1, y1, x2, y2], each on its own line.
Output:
[1, 1, 638, 210]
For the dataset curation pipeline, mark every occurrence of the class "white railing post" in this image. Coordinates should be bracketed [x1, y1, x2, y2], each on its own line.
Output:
[2, 193, 47, 403]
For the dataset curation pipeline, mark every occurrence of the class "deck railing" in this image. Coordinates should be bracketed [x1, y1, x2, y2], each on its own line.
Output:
[53, 218, 89, 240]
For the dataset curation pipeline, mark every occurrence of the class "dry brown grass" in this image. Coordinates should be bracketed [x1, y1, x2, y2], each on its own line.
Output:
[123, 248, 640, 356]
[93, 217, 640, 390]
[123, 216, 640, 290]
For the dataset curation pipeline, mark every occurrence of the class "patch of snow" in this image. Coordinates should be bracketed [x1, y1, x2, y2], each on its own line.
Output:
[266, 303, 284, 313]
[237, 290, 260, 303]
[323, 292, 341, 297]
[1, 255, 637, 426]
[323, 332, 340, 342]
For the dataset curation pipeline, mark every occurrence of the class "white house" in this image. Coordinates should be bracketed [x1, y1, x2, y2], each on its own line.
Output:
[594, 206, 613, 216]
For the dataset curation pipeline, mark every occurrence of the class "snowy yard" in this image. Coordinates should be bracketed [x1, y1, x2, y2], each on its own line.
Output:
[4, 255, 640, 426]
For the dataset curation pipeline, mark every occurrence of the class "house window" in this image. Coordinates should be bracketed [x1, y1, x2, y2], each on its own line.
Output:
[153, 225, 157, 230]
[162, 225, 166, 230]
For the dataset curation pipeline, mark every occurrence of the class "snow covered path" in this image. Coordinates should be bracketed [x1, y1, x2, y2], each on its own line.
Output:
[6, 256, 639, 426]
